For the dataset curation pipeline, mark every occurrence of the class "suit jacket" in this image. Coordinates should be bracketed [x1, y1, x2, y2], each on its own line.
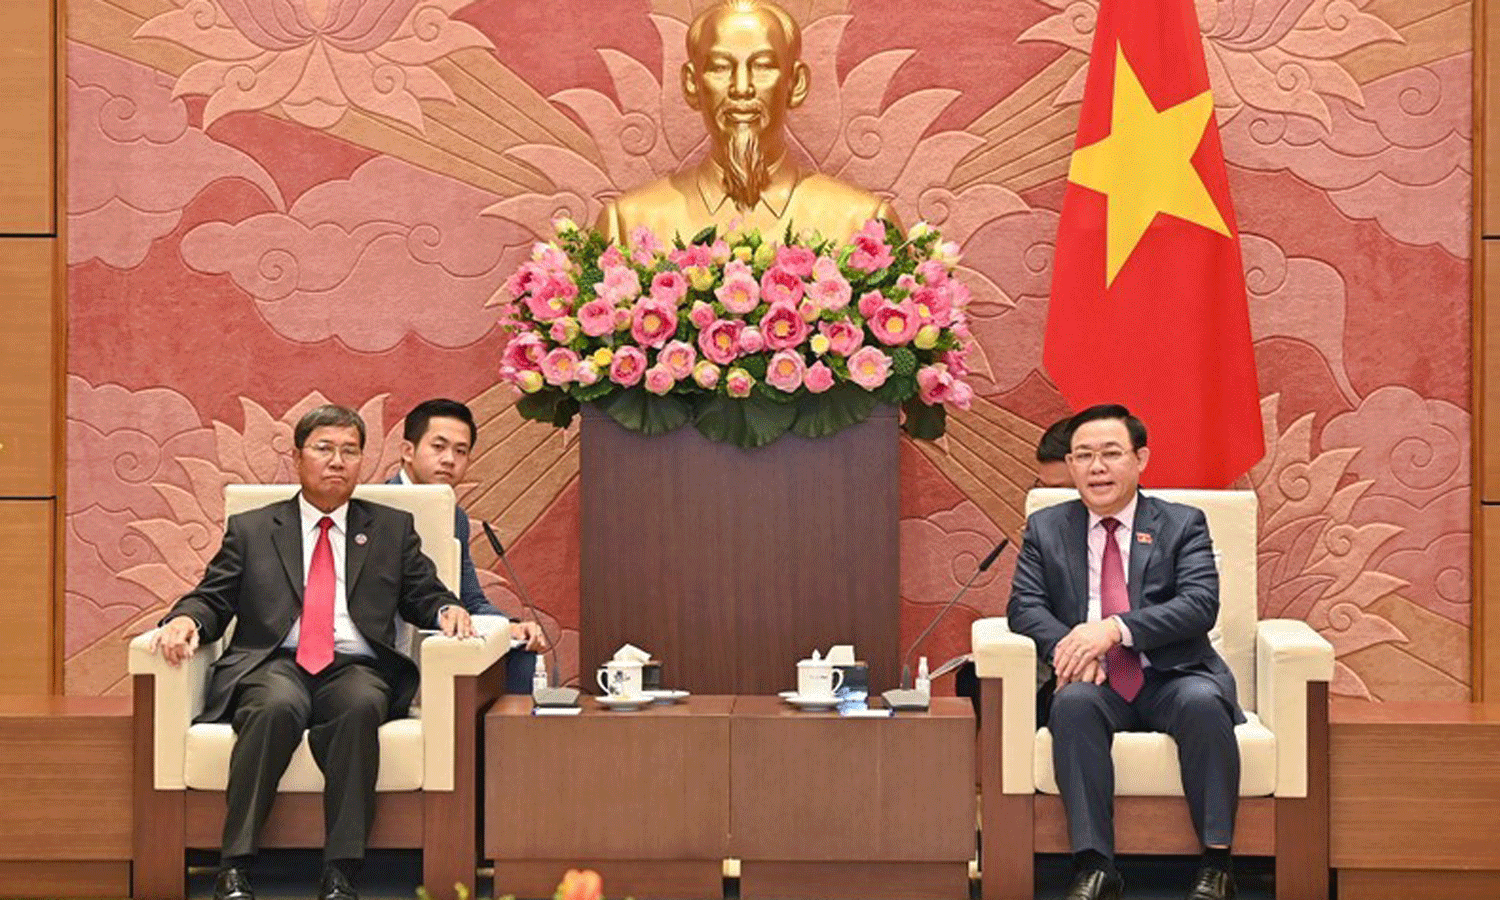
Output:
[166, 496, 456, 723]
[1006, 492, 1240, 713]
[384, 474, 502, 615]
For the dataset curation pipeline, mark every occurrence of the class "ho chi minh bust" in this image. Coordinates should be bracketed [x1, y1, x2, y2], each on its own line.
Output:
[596, 0, 897, 246]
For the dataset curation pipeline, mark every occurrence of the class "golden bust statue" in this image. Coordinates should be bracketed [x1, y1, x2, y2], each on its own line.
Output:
[596, 0, 897, 246]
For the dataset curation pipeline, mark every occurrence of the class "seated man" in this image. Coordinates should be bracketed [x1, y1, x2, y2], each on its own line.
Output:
[392, 398, 547, 693]
[150, 404, 476, 900]
[1007, 404, 1243, 900]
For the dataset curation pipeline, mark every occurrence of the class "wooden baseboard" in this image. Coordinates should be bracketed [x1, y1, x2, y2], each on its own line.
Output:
[0, 859, 129, 898]
[1338, 869, 1500, 899]
[740, 861, 969, 900]
[1030, 795, 1275, 855]
[183, 790, 425, 847]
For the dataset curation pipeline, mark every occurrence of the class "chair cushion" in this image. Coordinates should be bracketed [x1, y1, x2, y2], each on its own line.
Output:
[183, 719, 424, 792]
[1033, 712, 1276, 797]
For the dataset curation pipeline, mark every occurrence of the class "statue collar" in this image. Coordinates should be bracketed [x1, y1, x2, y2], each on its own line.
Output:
[694, 153, 803, 219]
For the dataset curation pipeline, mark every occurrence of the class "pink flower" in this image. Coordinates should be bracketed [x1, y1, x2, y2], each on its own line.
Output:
[848, 347, 893, 390]
[869, 299, 921, 346]
[613, 307, 632, 331]
[688, 301, 717, 329]
[578, 299, 617, 337]
[738, 327, 765, 354]
[699, 319, 745, 365]
[575, 360, 601, 386]
[693, 360, 721, 389]
[501, 332, 546, 372]
[797, 298, 822, 322]
[541, 348, 580, 386]
[916, 363, 971, 408]
[650, 270, 688, 305]
[669, 244, 712, 269]
[716, 261, 760, 314]
[631, 298, 678, 349]
[597, 245, 625, 270]
[916, 259, 949, 285]
[911, 284, 955, 327]
[658, 340, 697, 379]
[760, 265, 805, 307]
[819, 320, 864, 357]
[849, 219, 895, 273]
[533, 242, 570, 273]
[549, 317, 579, 344]
[766, 350, 806, 393]
[595, 265, 641, 303]
[759, 304, 811, 351]
[629, 226, 663, 264]
[524, 276, 577, 321]
[644, 365, 676, 396]
[857, 290, 886, 319]
[609, 346, 647, 387]
[803, 361, 835, 394]
[725, 367, 755, 398]
[709, 240, 732, 264]
[807, 271, 852, 312]
[775, 245, 817, 278]
[941, 349, 970, 378]
[506, 261, 547, 300]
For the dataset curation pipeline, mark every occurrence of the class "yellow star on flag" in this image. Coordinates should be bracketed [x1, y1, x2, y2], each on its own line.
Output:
[1068, 44, 1230, 287]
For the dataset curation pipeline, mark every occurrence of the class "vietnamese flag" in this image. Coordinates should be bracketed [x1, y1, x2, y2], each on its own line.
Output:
[1043, 0, 1263, 487]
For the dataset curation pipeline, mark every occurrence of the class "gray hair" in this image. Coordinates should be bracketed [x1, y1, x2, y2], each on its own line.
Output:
[293, 404, 367, 449]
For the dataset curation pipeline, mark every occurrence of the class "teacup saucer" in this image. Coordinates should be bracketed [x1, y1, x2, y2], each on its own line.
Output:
[783, 692, 842, 711]
[644, 689, 690, 703]
[596, 694, 652, 711]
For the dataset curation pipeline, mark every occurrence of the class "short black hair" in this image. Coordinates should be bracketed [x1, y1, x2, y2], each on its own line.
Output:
[293, 405, 367, 449]
[403, 398, 477, 446]
[1067, 404, 1147, 451]
[1035, 416, 1073, 464]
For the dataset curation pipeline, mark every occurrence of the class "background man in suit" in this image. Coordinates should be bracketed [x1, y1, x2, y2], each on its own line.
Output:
[391, 398, 546, 693]
[150, 405, 476, 900]
[1007, 404, 1242, 900]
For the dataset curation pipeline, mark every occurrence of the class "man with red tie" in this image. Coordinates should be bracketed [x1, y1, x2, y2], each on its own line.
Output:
[151, 404, 473, 900]
[1007, 404, 1243, 900]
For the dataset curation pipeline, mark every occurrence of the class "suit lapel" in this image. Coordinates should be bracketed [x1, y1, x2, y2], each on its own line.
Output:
[346, 500, 371, 597]
[270, 499, 304, 601]
[1063, 501, 1090, 622]
[1128, 493, 1157, 610]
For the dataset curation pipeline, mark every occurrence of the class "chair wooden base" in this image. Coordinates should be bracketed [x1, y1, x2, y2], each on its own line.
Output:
[978, 679, 1330, 900]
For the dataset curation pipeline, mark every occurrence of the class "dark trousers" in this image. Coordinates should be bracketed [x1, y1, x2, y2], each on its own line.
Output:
[223, 651, 393, 863]
[1048, 669, 1240, 860]
[505, 649, 539, 695]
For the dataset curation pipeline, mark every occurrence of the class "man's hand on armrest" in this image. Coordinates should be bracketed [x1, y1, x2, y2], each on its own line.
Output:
[437, 604, 475, 639]
[510, 620, 547, 652]
[150, 616, 200, 667]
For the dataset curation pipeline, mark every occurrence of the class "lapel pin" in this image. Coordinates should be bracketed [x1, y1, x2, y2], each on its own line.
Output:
[354, 533, 368, 546]
[1136, 532, 1152, 545]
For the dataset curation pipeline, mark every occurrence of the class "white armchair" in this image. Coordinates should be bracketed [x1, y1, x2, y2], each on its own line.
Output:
[130, 484, 513, 900]
[975, 489, 1334, 900]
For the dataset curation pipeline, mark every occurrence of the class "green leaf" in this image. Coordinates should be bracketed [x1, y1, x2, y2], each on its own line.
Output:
[594, 388, 692, 436]
[874, 374, 916, 405]
[902, 397, 947, 440]
[790, 383, 878, 439]
[571, 380, 614, 403]
[690, 225, 717, 246]
[695, 394, 797, 449]
[516, 389, 574, 426]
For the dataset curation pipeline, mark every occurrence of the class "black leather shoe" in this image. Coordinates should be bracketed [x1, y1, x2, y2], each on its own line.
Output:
[1185, 866, 1236, 900]
[1064, 868, 1123, 900]
[318, 866, 359, 900]
[212, 866, 255, 900]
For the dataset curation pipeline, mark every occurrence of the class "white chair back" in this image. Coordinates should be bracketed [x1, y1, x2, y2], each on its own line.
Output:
[1025, 488, 1259, 712]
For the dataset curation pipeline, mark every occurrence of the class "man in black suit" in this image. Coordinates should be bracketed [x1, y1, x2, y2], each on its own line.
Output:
[151, 404, 474, 900]
[1007, 404, 1242, 900]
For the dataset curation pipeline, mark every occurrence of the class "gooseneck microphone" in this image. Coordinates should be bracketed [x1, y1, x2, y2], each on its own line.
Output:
[882, 537, 1010, 711]
[481, 521, 579, 706]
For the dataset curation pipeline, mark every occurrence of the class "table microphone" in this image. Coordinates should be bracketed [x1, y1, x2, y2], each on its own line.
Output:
[481, 521, 579, 707]
[882, 537, 1009, 711]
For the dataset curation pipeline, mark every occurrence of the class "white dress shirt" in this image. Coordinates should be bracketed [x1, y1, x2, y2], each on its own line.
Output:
[1086, 493, 1148, 666]
[281, 495, 376, 659]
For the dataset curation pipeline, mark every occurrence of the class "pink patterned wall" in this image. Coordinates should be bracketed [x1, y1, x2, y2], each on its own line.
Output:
[66, 0, 1473, 701]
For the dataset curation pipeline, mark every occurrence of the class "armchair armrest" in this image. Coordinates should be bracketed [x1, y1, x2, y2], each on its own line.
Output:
[1256, 619, 1334, 798]
[419, 618, 513, 791]
[128, 627, 222, 790]
[971, 617, 1038, 794]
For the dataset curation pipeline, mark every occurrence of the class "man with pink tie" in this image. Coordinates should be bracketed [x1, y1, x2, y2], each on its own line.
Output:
[1007, 405, 1243, 900]
[150, 405, 473, 900]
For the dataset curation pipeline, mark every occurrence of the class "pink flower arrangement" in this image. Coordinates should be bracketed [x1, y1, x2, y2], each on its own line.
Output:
[499, 218, 975, 446]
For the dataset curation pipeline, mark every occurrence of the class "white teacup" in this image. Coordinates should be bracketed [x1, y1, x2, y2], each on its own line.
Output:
[597, 658, 645, 698]
[796, 657, 845, 699]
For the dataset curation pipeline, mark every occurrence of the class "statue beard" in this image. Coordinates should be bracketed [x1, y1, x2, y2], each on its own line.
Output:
[721, 122, 772, 211]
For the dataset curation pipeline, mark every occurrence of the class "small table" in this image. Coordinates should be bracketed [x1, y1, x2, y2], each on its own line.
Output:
[729, 696, 975, 900]
[484, 694, 733, 899]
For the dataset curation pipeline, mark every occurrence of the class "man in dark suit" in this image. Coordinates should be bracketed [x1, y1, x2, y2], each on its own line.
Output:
[1007, 404, 1242, 900]
[151, 404, 475, 900]
[389, 398, 546, 693]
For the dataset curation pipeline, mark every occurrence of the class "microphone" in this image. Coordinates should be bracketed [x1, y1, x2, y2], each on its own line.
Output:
[481, 521, 579, 707]
[882, 537, 1009, 711]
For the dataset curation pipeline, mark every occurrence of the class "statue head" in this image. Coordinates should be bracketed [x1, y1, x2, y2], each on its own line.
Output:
[682, 1, 811, 211]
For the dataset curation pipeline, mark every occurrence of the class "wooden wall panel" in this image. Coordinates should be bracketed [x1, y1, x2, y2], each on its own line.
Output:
[0, 0, 53, 233]
[1483, 506, 1500, 700]
[0, 238, 55, 496]
[0, 500, 53, 694]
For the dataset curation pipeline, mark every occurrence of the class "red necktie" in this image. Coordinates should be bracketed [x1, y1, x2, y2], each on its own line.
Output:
[1100, 517, 1143, 702]
[297, 516, 335, 675]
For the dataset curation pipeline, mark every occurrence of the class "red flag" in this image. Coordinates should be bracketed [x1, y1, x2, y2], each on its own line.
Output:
[1043, 0, 1263, 487]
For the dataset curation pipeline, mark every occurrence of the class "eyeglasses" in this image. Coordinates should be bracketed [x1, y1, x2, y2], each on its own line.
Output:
[305, 442, 364, 461]
[1068, 448, 1130, 467]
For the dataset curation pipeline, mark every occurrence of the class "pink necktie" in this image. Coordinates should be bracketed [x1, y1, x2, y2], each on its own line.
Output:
[297, 517, 335, 675]
[1100, 517, 1143, 702]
